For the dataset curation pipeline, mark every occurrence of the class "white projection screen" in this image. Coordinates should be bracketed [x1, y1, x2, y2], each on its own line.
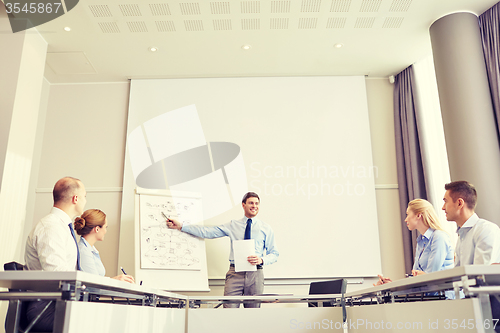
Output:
[122, 76, 382, 280]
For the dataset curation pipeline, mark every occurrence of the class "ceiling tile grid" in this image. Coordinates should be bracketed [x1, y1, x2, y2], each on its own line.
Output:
[39, 0, 497, 82]
[85, 0, 414, 34]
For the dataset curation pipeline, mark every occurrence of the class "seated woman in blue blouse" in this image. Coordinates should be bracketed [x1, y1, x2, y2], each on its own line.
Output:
[74, 209, 135, 283]
[375, 198, 454, 285]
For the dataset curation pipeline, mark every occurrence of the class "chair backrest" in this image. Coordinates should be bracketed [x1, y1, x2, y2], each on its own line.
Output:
[308, 279, 347, 307]
[4, 261, 25, 271]
[3, 261, 30, 332]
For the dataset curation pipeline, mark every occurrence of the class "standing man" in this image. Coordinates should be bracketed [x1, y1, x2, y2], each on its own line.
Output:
[167, 192, 279, 308]
[442, 180, 500, 266]
[24, 177, 87, 331]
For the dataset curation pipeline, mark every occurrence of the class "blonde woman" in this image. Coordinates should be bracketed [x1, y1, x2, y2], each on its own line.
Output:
[375, 199, 454, 285]
[74, 209, 134, 283]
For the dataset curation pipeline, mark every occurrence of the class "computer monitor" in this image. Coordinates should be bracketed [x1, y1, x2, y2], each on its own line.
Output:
[308, 279, 347, 307]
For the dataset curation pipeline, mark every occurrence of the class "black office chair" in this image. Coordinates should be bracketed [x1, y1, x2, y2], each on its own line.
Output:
[4, 262, 54, 333]
[4, 262, 25, 271]
[4, 261, 30, 332]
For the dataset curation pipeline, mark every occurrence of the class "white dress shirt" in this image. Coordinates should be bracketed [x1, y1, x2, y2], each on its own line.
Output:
[25, 207, 78, 271]
[455, 213, 500, 266]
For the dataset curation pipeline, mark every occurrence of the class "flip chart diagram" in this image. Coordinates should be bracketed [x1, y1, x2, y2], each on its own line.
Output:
[139, 192, 204, 270]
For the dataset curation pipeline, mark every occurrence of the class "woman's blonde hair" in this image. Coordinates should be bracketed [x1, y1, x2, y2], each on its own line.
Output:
[407, 199, 444, 231]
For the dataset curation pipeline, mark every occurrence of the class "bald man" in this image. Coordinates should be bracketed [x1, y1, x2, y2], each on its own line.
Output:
[25, 177, 87, 271]
[24, 177, 87, 331]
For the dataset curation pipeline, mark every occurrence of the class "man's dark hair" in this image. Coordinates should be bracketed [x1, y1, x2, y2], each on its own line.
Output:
[242, 192, 260, 204]
[445, 181, 477, 210]
[53, 177, 82, 204]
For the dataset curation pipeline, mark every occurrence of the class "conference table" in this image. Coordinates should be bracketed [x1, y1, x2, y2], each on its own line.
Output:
[1, 266, 499, 332]
[0, 271, 188, 333]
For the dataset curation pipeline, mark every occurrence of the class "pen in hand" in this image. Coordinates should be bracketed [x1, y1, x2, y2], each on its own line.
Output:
[113, 267, 135, 284]
[163, 214, 183, 230]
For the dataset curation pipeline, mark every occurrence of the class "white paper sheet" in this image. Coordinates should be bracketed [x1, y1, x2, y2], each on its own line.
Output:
[233, 240, 256, 272]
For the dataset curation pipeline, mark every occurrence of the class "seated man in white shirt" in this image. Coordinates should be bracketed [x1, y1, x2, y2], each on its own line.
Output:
[443, 181, 500, 332]
[24, 177, 87, 332]
[442, 180, 500, 266]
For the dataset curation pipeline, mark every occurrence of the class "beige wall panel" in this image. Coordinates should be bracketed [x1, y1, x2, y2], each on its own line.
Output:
[374, 189, 405, 280]
[36, 83, 129, 188]
[365, 78, 404, 281]
[365, 78, 398, 185]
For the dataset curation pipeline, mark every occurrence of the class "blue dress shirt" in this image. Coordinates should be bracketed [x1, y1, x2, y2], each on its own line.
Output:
[181, 216, 279, 265]
[413, 228, 454, 273]
[78, 237, 106, 276]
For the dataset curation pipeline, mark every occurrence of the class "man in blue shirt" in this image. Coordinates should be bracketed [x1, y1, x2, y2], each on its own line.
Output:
[167, 192, 279, 308]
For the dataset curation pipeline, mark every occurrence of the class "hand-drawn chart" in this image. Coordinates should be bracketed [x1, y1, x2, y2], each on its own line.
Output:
[139, 193, 204, 270]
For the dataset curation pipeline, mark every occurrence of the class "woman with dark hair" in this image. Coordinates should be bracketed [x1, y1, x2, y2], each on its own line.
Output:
[74, 209, 134, 283]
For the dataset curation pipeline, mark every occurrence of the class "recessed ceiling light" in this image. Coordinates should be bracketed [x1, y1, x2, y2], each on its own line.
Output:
[334, 43, 344, 48]
[241, 45, 251, 50]
[64, 27, 71, 31]
[149, 47, 158, 52]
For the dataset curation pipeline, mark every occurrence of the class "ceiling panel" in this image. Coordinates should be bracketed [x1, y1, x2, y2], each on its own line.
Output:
[27, 0, 499, 83]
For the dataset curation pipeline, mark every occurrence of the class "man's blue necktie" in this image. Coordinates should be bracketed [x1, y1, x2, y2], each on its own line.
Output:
[68, 223, 82, 270]
[244, 219, 252, 240]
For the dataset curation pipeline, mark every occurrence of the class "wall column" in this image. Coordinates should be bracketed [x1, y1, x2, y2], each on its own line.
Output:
[0, 4, 48, 266]
[430, 12, 500, 223]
